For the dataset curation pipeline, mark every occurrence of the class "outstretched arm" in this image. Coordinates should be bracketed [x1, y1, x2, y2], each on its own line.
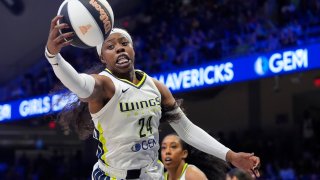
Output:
[45, 15, 114, 105]
[152, 79, 260, 177]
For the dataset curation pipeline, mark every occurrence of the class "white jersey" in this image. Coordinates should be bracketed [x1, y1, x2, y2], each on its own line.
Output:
[180, 164, 195, 180]
[91, 69, 162, 170]
[164, 163, 195, 180]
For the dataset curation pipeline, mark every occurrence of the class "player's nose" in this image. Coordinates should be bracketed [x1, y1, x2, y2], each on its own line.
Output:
[165, 148, 171, 155]
[116, 44, 125, 54]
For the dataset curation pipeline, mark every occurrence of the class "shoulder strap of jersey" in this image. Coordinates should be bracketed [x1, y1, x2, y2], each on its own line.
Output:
[179, 163, 189, 179]
[164, 171, 168, 180]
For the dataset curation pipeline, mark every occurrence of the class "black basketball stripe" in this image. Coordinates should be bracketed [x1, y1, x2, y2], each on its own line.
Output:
[79, 0, 113, 39]
[59, 2, 90, 48]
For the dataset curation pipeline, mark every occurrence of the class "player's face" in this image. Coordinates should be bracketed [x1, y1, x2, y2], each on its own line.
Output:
[161, 135, 187, 170]
[100, 33, 135, 74]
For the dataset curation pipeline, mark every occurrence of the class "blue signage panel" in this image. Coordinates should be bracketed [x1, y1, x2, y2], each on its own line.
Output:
[1, 43, 320, 122]
[153, 43, 320, 93]
[0, 93, 76, 123]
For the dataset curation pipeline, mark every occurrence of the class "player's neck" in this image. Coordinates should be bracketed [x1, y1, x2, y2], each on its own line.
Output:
[115, 69, 136, 83]
[167, 162, 186, 180]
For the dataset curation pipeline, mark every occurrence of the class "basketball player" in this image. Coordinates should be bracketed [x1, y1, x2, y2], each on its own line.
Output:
[161, 134, 228, 180]
[45, 15, 260, 179]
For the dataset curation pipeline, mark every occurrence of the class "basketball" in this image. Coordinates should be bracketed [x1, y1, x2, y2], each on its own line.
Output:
[57, 0, 114, 49]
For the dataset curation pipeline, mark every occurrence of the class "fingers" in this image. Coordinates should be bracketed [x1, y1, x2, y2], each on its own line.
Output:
[239, 152, 254, 159]
[47, 30, 74, 55]
[251, 156, 261, 178]
[51, 23, 70, 39]
[250, 156, 260, 170]
[53, 32, 74, 43]
[254, 168, 260, 177]
[53, 32, 74, 48]
[230, 152, 261, 178]
[50, 15, 63, 30]
[250, 169, 260, 178]
[62, 39, 74, 47]
[49, 15, 70, 39]
[239, 154, 260, 178]
[250, 168, 260, 178]
[253, 156, 261, 168]
[47, 15, 74, 55]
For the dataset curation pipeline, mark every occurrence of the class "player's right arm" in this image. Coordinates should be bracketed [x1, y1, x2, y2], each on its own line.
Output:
[45, 16, 115, 109]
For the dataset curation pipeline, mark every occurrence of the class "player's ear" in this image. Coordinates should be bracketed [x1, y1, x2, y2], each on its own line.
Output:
[100, 56, 107, 65]
[182, 149, 188, 159]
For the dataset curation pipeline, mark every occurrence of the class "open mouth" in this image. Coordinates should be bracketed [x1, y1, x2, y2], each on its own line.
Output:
[116, 54, 130, 65]
[164, 157, 172, 164]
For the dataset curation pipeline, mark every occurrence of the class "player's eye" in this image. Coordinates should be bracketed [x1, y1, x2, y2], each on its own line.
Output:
[107, 44, 114, 50]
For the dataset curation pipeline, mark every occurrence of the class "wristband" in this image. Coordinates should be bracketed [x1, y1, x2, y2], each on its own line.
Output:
[45, 46, 56, 58]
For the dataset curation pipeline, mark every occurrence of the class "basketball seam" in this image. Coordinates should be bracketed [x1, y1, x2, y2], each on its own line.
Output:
[74, 1, 103, 47]
[79, 0, 112, 38]
[90, 0, 113, 35]
[96, 0, 114, 27]
[57, 0, 69, 41]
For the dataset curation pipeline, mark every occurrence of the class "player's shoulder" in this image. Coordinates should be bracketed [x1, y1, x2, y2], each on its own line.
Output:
[139, 70, 167, 92]
[92, 70, 113, 85]
[96, 69, 126, 86]
[150, 77, 166, 90]
[149, 74, 175, 107]
[98, 68, 115, 79]
[185, 165, 208, 180]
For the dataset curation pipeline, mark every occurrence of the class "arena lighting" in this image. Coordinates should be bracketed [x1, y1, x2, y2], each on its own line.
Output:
[0, 0, 24, 15]
[313, 77, 320, 87]
[1, 43, 320, 122]
[48, 121, 56, 129]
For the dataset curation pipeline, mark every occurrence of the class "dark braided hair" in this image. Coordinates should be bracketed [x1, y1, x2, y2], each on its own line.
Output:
[160, 99, 184, 124]
[185, 142, 230, 180]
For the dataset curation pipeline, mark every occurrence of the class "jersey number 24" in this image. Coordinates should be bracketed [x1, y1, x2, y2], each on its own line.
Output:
[138, 116, 153, 138]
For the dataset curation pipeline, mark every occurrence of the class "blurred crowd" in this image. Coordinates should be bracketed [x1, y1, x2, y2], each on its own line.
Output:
[0, 148, 92, 180]
[2, 0, 320, 102]
[0, 125, 319, 179]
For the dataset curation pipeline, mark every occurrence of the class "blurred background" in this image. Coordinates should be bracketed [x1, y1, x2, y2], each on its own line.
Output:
[0, 0, 320, 179]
